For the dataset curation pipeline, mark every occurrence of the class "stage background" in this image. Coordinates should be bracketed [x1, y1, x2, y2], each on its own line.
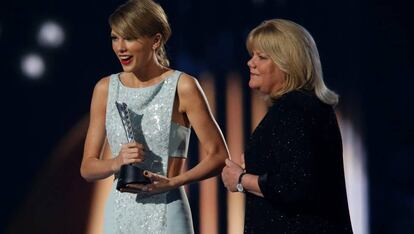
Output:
[1, 0, 413, 233]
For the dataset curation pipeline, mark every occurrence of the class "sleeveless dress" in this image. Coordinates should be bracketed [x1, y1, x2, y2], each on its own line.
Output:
[103, 70, 194, 234]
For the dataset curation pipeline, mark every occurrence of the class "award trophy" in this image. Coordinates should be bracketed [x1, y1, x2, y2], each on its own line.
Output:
[115, 101, 151, 191]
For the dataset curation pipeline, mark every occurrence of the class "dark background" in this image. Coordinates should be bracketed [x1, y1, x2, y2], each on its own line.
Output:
[1, 0, 413, 233]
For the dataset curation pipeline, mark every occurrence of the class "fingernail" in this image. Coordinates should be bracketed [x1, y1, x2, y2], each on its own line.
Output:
[142, 186, 148, 191]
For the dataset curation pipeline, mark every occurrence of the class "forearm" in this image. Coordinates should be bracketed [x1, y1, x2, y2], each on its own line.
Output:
[174, 148, 227, 186]
[80, 157, 117, 182]
[242, 174, 263, 197]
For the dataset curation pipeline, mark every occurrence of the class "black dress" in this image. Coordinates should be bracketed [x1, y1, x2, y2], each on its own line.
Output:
[244, 90, 353, 234]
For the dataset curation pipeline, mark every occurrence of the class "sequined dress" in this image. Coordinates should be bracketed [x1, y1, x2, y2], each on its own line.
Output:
[244, 90, 353, 233]
[103, 70, 194, 234]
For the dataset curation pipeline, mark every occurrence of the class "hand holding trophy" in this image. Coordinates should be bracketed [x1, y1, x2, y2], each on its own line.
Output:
[115, 101, 151, 191]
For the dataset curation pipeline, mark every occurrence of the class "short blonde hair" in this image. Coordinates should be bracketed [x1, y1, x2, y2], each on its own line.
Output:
[109, 0, 171, 67]
[246, 19, 338, 106]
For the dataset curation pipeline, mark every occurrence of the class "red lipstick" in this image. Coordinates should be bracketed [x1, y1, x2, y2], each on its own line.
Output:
[120, 58, 132, 65]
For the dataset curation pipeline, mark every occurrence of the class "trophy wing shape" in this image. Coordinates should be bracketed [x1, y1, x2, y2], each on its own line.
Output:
[115, 101, 135, 142]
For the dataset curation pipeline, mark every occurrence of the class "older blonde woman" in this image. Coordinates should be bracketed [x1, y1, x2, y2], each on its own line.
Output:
[221, 19, 353, 233]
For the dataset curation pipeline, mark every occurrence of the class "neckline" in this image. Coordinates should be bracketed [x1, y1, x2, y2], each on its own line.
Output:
[117, 70, 176, 89]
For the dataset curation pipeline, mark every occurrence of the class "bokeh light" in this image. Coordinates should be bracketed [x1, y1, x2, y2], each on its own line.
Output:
[21, 53, 46, 79]
[37, 21, 65, 48]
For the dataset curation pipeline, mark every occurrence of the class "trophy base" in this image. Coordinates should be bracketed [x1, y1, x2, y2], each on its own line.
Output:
[116, 164, 151, 191]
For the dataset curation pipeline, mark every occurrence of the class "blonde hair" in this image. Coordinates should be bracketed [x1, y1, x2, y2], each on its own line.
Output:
[109, 0, 171, 67]
[246, 19, 338, 106]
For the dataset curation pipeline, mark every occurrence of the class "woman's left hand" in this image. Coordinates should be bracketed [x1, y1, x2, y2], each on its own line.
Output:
[122, 170, 179, 194]
[221, 158, 244, 192]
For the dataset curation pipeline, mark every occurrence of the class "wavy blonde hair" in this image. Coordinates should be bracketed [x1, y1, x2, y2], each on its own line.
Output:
[246, 19, 338, 106]
[109, 0, 171, 67]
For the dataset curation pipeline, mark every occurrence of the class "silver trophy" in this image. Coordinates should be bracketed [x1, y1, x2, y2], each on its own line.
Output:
[115, 101, 150, 191]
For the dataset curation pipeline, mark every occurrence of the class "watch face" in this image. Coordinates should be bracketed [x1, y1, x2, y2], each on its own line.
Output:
[236, 183, 244, 192]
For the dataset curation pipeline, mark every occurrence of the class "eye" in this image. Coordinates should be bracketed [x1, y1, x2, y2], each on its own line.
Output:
[124, 37, 135, 42]
[110, 36, 118, 41]
[258, 54, 269, 60]
[252, 51, 269, 60]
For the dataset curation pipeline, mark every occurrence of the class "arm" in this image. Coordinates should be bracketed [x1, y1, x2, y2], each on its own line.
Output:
[141, 74, 229, 192]
[80, 77, 144, 182]
[236, 153, 263, 196]
[221, 158, 263, 197]
[222, 97, 318, 206]
[175, 74, 229, 183]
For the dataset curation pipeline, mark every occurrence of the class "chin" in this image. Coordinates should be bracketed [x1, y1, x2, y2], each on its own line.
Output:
[248, 80, 260, 90]
[121, 65, 136, 73]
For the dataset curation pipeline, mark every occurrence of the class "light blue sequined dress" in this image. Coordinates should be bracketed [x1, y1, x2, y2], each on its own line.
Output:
[103, 70, 194, 234]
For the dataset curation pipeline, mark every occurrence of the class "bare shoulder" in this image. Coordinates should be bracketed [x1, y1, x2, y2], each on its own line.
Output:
[177, 73, 201, 97]
[93, 76, 111, 95]
[176, 73, 209, 114]
[90, 76, 111, 111]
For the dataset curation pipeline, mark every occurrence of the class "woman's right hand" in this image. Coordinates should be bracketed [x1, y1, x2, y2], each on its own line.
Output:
[113, 141, 145, 172]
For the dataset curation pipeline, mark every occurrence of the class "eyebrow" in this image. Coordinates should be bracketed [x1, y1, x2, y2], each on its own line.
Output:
[253, 50, 267, 55]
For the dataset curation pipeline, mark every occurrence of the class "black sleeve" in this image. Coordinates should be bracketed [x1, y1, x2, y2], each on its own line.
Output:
[258, 101, 320, 209]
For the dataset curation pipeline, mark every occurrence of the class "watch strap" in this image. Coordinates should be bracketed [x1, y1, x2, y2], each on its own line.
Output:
[238, 172, 247, 184]
[237, 171, 247, 192]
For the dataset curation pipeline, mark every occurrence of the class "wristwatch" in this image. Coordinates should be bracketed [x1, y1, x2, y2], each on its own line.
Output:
[236, 172, 247, 192]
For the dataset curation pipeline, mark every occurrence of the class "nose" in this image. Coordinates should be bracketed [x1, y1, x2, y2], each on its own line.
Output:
[114, 39, 127, 53]
[247, 57, 255, 69]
